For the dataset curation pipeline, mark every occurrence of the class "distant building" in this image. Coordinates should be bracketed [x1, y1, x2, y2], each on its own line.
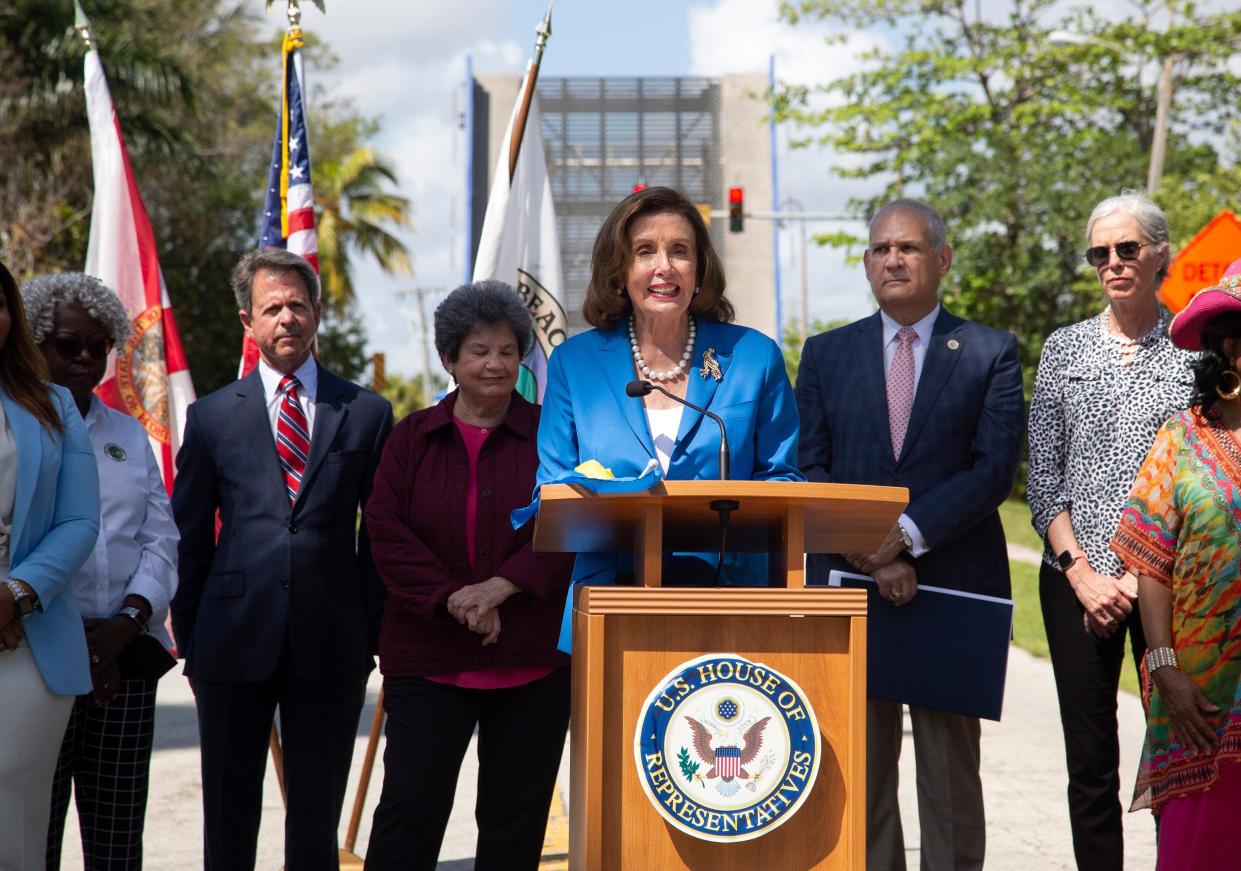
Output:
[469, 73, 776, 337]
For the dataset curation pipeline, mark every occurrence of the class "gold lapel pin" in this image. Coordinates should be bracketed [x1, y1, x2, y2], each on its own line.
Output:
[700, 347, 722, 381]
[947, 339, 961, 350]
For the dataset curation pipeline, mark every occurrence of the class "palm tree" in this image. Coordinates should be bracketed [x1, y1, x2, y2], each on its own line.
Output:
[314, 146, 411, 312]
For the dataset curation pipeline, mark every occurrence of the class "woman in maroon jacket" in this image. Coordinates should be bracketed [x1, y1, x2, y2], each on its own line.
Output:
[364, 280, 572, 871]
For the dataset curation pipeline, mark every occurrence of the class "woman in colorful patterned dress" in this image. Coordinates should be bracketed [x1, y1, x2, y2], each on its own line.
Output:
[1111, 264, 1241, 870]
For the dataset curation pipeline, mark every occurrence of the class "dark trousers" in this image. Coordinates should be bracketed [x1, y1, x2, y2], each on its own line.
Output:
[47, 677, 158, 871]
[365, 667, 570, 871]
[193, 661, 367, 871]
[1039, 561, 1147, 871]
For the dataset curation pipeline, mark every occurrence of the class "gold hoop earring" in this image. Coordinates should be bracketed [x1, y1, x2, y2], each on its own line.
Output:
[1216, 370, 1241, 401]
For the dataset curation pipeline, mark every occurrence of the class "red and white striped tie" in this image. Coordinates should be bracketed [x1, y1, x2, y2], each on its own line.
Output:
[276, 375, 310, 503]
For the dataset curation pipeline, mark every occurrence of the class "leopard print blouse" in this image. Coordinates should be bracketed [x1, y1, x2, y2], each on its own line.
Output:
[1027, 306, 1197, 576]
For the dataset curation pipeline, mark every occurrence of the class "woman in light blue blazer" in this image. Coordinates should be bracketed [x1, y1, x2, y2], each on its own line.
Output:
[536, 187, 802, 644]
[0, 262, 100, 871]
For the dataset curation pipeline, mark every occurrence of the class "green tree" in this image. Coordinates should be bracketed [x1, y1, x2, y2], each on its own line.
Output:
[0, 4, 405, 393]
[315, 145, 412, 313]
[775, 0, 1241, 391]
[377, 372, 445, 423]
[782, 317, 852, 385]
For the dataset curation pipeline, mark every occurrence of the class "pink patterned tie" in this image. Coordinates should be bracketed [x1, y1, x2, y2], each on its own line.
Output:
[887, 327, 917, 459]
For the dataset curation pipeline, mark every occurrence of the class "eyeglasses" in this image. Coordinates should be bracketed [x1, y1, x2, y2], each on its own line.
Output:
[46, 337, 113, 360]
[1085, 241, 1150, 267]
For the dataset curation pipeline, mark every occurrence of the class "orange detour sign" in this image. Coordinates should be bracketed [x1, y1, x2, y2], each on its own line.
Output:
[1159, 210, 1241, 312]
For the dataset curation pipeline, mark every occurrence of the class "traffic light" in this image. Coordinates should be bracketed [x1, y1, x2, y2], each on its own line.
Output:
[728, 186, 744, 233]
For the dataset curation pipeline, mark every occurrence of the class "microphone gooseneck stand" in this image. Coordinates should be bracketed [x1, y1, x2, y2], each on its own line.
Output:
[626, 379, 736, 585]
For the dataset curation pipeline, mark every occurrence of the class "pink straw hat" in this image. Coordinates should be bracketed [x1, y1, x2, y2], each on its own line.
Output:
[1169, 258, 1241, 351]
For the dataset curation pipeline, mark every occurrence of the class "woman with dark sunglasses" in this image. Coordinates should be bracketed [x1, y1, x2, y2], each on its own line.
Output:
[1027, 192, 1196, 869]
[22, 272, 179, 870]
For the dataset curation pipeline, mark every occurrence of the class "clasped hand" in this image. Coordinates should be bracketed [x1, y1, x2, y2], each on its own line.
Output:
[1070, 567, 1136, 638]
[85, 617, 141, 706]
[846, 524, 917, 606]
[446, 577, 520, 646]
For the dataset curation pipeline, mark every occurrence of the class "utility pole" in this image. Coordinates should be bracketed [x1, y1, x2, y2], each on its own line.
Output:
[396, 287, 448, 406]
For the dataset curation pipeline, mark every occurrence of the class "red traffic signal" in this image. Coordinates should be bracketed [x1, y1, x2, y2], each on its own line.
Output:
[728, 186, 744, 232]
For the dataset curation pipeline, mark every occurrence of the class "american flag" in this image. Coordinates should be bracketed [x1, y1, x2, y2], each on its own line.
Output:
[242, 25, 318, 376]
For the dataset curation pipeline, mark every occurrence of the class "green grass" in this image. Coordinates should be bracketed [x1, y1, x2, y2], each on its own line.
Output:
[998, 498, 1043, 553]
[1003, 501, 1139, 696]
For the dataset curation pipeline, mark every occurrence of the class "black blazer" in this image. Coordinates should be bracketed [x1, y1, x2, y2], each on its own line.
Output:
[171, 364, 394, 682]
[796, 308, 1025, 597]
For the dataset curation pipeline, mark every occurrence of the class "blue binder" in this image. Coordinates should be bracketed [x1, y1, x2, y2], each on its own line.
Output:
[828, 570, 1014, 721]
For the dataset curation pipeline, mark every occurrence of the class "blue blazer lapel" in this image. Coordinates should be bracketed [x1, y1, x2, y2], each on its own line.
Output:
[856, 314, 892, 451]
[592, 328, 655, 461]
[900, 309, 965, 461]
[236, 371, 287, 499]
[677, 318, 727, 446]
[3, 391, 41, 555]
[295, 365, 346, 509]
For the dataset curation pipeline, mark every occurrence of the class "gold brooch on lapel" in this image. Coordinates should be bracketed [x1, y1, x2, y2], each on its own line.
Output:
[699, 348, 722, 381]
[947, 339, 961, 351]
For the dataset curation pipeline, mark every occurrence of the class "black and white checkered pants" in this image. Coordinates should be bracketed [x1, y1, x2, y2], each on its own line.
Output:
[46, 677, 158, 871]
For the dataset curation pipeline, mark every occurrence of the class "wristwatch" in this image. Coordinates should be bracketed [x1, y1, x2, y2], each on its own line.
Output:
[1057, 550, 1084, 572]
[116, 606, 148, 634]
[4, 578, 36, 619]
[896, 523, 914, 550]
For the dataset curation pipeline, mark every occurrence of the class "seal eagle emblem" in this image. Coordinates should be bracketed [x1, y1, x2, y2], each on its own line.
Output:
[634, 654, 821, 842]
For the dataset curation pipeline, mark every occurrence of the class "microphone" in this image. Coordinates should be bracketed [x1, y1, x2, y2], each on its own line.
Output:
[625, 379, 730, 480]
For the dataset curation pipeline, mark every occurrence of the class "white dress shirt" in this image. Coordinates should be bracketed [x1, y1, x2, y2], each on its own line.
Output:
[257, 356, 318, 442]
[72, 396, 179, 648]
[644, 405, 684, 474]
[878, 303, 941, 558]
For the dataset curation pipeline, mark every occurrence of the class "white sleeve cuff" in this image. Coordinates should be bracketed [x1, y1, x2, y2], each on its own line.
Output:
[899, 513, 930, 558]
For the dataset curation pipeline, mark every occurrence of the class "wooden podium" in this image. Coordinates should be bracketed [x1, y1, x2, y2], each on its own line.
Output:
[533, 480, 907, 870]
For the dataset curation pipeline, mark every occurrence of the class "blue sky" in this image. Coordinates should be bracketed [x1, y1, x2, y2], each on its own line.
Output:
[252, 0, 885, 377]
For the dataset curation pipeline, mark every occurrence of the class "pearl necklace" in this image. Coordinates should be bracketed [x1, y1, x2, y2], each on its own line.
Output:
[629, 316, 696, 382]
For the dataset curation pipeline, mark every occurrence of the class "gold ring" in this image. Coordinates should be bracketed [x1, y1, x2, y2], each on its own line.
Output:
[890, 589, 903, 601]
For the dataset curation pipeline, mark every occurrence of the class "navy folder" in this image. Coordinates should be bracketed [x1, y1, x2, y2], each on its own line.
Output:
[828, 570, 1013, 721]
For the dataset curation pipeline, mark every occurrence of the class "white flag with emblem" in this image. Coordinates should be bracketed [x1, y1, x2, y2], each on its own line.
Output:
[472, 70, 567, 403]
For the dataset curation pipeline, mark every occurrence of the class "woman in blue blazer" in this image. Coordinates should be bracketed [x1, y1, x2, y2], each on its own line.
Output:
[536, 188, 802, 643]
[0, 263, 100, 871]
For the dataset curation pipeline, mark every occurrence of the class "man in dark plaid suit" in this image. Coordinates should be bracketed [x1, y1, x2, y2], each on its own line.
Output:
[795, 199, 1024, 871]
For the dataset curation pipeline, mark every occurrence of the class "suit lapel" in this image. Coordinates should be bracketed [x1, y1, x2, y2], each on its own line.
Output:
[3, 391, 40, 554]
[676, 318, 727, 446]
[899, 309, 965, 462]
[294, 364, 346, 510]
[592, 328, 655, 461]
[856, 314, 892, 451]
[236, 371, 287, 499]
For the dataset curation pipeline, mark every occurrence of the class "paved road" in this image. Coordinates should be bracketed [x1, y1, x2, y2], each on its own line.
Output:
[55, 641, 1154, 870]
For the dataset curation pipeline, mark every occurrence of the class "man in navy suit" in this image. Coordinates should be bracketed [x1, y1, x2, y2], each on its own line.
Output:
[796, 200, 1023, 871]
[171, 249, 393, 871]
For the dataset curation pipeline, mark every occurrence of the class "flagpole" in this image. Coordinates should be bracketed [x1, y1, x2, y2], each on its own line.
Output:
[507, 1, 553, 181]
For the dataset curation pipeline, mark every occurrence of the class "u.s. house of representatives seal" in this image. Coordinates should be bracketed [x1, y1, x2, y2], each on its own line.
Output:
[634, 654, 821, 842]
